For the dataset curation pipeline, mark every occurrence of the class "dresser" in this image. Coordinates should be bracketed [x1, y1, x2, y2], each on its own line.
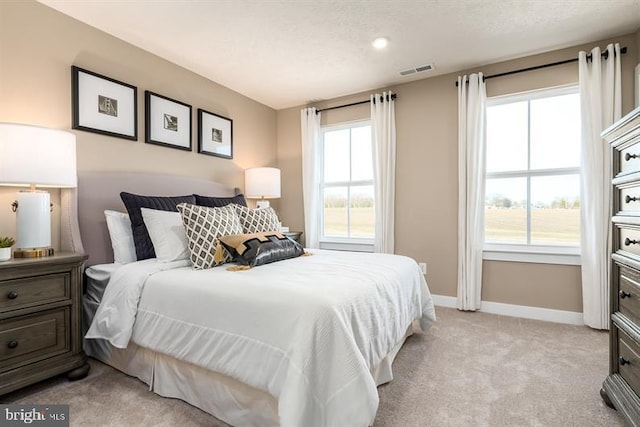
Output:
[602, 105, 640, 425]
[0, 253, 89, 395]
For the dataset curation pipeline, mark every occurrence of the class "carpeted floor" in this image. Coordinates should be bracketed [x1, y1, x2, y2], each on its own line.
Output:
[2, 307, 624, 426]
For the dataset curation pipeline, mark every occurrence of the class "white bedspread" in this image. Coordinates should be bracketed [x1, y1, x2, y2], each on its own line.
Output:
[86, 249, 436, 427]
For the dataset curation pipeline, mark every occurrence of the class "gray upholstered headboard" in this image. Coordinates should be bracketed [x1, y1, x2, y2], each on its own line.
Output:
[61, 171, 240, 267]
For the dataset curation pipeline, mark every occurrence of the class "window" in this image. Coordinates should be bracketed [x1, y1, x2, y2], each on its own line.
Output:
[484, 86, 581, 265]
[320, 121, 374, 250]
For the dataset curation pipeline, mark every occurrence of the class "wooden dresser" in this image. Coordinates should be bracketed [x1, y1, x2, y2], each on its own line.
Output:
[0, 253, 89, 395]
[603, 105, 640, 425]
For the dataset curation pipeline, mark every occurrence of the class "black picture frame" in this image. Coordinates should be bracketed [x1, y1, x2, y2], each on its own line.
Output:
[145, 91, 192, 151]
[197, 108, 233, 159]
[71, 66, 137, 140]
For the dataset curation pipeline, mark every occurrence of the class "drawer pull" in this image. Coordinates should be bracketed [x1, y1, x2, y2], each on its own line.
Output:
[6, 291, 18, 300]
[6, 340, 18, 349]
[620, 290, 632, 299]
[625, 238, 640, 246]
[626, 195, 640, 203]
[620, 356, 631, 366]
[625, 153, 639, 161]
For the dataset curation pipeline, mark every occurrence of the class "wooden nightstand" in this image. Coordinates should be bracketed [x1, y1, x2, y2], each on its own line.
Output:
[0, 252, 89, 395]
[283, 231, 302, 243]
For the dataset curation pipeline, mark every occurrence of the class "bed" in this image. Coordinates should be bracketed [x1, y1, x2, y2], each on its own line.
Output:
[60, 171, 436, 427]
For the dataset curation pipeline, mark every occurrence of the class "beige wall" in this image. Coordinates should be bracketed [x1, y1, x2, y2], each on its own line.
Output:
[637, 28, 640, 65]
[0, 1, 277, 248]
[277, 33, 639, 313]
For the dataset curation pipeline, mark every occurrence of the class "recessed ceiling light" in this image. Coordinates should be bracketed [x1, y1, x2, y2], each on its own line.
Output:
[372, 37, 389, 49]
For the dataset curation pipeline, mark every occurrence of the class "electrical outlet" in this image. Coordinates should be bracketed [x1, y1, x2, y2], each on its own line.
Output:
[419, 262, 427, 275]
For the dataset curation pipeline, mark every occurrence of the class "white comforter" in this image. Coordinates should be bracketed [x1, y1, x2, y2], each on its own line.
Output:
[86, 249, 436, 427]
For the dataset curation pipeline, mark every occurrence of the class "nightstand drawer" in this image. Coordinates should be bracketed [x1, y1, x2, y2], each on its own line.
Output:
[0, 308, 69, 369]
[619, 266, 640, 322]
[0, 273, 69, 312]
[619, 329, 640, 397]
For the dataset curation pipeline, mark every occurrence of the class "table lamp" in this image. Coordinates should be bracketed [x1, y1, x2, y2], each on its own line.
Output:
[245, 167, 281, 209]
[0, 123, 77, 257]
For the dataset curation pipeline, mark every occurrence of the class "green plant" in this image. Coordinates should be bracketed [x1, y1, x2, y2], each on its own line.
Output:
[0, 236, 16, 248]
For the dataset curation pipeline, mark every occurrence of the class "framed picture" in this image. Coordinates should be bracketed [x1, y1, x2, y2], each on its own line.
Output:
[198, 108, 233, 159]
[145, 91, 192, 151]
[71, 66, 137, 140]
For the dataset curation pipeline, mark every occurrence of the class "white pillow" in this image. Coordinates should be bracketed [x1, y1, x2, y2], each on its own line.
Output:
[104, 210, 137, 264]
[141, 208, 189, 263]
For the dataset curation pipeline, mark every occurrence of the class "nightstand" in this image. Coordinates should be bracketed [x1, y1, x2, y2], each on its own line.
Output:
[283, 231, 303, 243]
[0, 253, 89, 395]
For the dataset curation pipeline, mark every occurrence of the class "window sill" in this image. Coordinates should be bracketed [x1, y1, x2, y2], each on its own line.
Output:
[319, 239, 374, 253]
[483, 245, 580, 266]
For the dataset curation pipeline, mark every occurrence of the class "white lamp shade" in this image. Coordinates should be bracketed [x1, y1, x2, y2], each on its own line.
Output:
[245, 167, 281, 199]
[0, 122, 77, 188]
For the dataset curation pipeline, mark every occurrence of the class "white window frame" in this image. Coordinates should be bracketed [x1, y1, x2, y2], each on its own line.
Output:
[319, 120, 374, 252]
[484, 85, 581, 266]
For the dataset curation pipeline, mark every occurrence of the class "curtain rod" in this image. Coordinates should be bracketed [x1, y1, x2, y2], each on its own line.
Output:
[454, 46, 627, 87]
[315, 93, 397, 114]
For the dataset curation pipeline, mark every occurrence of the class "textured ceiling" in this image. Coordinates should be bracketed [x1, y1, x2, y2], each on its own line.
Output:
[38, 0, 640, 110]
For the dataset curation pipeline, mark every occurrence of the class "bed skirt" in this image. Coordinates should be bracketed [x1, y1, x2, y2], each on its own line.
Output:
[83, 298, 412, 426]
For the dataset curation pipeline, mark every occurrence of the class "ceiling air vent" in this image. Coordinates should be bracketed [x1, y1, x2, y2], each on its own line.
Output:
[399, 63, 434, 76]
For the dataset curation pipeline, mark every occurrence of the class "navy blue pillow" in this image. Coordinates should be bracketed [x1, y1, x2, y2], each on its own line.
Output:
[194, 193, 247, 208]
[120, 192, 196, 260]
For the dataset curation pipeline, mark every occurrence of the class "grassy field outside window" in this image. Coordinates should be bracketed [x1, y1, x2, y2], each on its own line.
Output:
[324, 207, 374, 237]
[485, 207, 579, 245]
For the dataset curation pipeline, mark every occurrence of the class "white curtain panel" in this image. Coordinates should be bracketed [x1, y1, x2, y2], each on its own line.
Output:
[300, 107, 322, 248]
[371, 91, 397, 254]
[457, 74, 487, 311]
[579, 43, 621, 330]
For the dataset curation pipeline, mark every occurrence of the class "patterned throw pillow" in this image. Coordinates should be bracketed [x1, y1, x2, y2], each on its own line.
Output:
[219, 232, 305, 268]
[177, 203, 243, 269]
[233, 204, 280, 233]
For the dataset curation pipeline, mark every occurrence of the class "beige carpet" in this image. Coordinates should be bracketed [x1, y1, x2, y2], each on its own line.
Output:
[2, 307, 623, 426]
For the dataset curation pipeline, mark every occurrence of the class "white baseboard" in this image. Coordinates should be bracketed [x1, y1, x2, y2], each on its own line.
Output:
[431, 294, 584, 325]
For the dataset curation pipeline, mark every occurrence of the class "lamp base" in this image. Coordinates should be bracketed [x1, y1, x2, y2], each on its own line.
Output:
[256, 200, 271, 209]
[13, 248, 55, 258]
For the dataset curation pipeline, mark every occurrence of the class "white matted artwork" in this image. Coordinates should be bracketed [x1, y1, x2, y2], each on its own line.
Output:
[145, 91, 192, 151]
[72, 66, 137, 140]
[198, 108, 233, 159]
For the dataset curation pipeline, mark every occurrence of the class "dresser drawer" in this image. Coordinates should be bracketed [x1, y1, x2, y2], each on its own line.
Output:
[618, 329, 640, 397]
[0, 308, 69, 370]
[619, 183, 640, 215]
[619, 141, 640, 176]
[619, 227, 640, 259]
[0, 273, 69, 312]
[619, 266, 640, 323]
